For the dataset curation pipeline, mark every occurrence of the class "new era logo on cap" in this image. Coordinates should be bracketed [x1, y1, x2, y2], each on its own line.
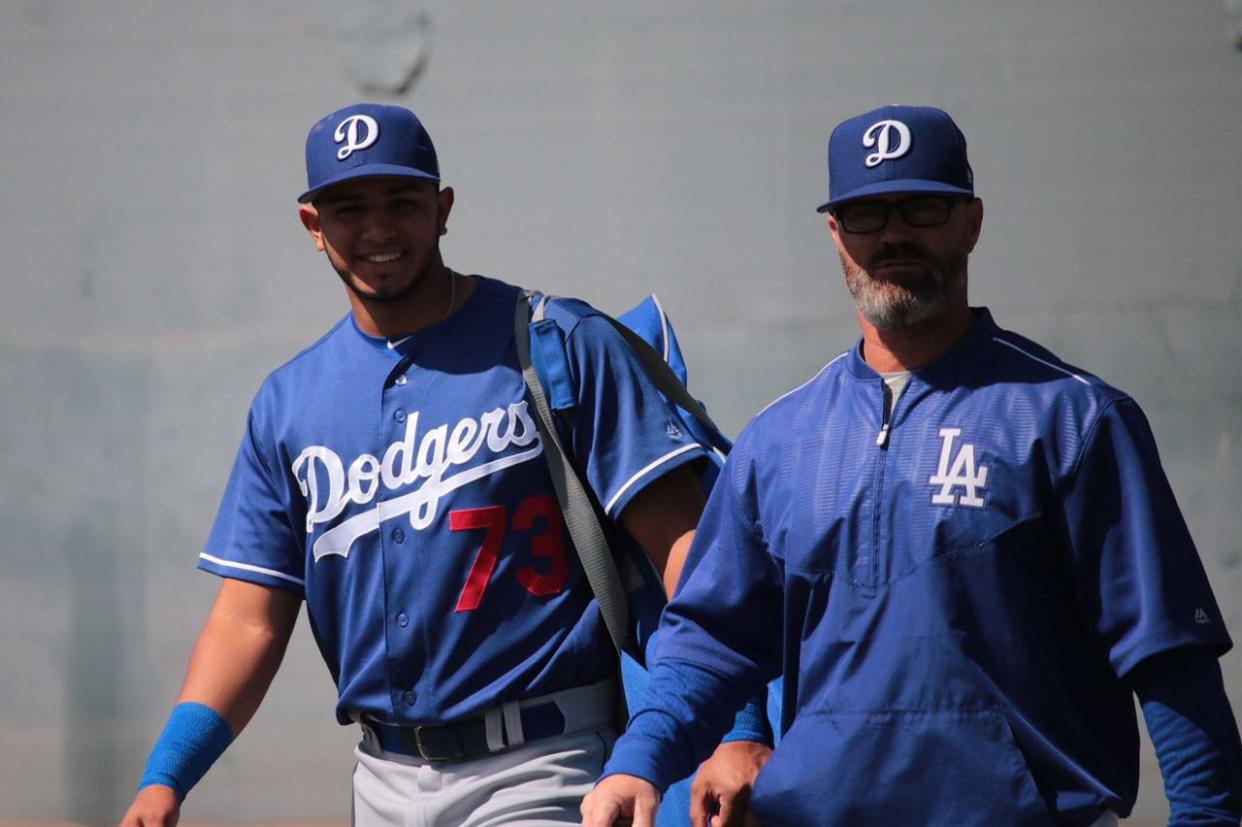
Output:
[299, 103, 440, 203]
[817, 105, 974, 213]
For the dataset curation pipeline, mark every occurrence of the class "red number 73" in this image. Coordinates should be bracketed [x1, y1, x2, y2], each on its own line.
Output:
[452, 494, 569, 612]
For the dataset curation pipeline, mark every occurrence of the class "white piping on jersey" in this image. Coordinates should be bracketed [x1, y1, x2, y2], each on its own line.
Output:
[650, 294, 671, 362]
[754, 353, 847, 420]
[604, 443, 703, 517]
[199, 553, 306, 586]
[992, 337, 1091, 385]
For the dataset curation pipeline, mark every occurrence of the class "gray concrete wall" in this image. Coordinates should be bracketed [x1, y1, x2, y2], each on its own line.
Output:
[1, 1, 1238, 822]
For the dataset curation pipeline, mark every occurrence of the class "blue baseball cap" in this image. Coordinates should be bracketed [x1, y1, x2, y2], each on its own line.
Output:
[816, 105, 973, 213]
[299, 103, 440, 203]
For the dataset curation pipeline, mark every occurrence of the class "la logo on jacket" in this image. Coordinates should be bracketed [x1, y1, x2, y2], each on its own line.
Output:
[929, 427, 989, 507]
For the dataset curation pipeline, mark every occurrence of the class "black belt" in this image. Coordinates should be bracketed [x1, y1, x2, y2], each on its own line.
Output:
[361, 700, 568, 762]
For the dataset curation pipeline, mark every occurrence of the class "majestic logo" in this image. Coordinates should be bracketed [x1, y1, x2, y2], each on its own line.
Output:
[293, 402, 542, 560]
[334, 114, 380, 160]
[1195, 608, 1212, 625]
[929, 427, 989, 507]
[862, 119, 912, 168]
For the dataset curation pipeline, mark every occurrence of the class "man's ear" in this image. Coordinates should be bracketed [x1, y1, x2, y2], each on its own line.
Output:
[298, 204, 326, 251]
[825, 213, 846, 251]
[964, 198, 984, 253]
[437, 186, 455, 236]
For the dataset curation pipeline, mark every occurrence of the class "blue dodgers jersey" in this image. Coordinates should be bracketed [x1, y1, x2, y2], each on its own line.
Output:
[611, 308, 1231, 826]
[198, 276, 707, 725]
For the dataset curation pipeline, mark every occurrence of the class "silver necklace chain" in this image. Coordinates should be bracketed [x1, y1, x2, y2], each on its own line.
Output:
[442, 269, 457, 321]
[385, 270, 458, 351]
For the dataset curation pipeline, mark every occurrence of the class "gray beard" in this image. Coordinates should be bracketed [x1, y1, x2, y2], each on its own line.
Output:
[842, 250, 968, 331]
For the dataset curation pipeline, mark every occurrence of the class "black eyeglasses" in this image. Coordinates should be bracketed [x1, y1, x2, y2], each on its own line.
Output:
[833, 196, 961, 234]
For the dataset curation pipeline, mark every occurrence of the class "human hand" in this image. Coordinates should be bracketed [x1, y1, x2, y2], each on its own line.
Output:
[118, 784, 180, 827]
[580, 773, 661, 827]
[689, 740, 772, 827]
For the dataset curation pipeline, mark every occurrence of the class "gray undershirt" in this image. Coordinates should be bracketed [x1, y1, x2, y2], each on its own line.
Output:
[881, 371, 912, 418]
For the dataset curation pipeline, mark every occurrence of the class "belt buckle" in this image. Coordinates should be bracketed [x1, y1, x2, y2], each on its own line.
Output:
[412, 724, 452, 762]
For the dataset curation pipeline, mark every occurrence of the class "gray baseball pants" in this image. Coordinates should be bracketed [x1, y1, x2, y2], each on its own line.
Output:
[351, 682, 618, 827]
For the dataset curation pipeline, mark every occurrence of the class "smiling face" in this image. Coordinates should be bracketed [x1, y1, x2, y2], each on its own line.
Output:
[299, 176, 454, 308]
[828, 193, 983, 331]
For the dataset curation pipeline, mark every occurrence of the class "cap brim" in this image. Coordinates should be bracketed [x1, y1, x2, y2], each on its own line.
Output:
[815, 179, 974, 213]
[298, 165, 440, 203]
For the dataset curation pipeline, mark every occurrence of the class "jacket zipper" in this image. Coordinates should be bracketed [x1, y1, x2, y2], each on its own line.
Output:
[869, 382, 894, 588]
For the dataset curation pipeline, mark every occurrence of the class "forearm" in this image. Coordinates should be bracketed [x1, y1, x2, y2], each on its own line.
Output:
[137, 579, 300, 802]
[1132, 648, 1242, 826]
[176, 580, 301, 735]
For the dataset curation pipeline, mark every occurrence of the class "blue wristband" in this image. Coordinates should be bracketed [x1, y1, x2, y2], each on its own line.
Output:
[720, 694, 772, 745]
[138, 702, 235, 801]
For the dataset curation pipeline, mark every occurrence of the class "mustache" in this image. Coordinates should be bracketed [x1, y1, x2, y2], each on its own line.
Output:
[868, 243, 932, 269]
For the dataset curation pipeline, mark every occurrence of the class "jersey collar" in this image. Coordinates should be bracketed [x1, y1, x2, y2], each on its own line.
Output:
[345, 279, 485, 361]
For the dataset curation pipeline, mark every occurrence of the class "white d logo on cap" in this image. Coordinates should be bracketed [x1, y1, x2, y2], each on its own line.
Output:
[334, 114, 380, 161]
[862, 119, 912, 168]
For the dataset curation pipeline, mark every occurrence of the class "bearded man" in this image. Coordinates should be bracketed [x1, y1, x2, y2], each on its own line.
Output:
[581, 105, 1242, 827]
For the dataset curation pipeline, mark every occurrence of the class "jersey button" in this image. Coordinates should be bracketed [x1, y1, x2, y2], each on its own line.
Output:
[394, 409, 407, 423]
[403, 690, 415, 706]
[394, 374, 409, 386]
[396, 612, 409, 627]
[391, 527, 405, 544]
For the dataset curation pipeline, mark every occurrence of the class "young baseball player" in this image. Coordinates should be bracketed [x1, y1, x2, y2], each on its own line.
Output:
[582, 105, 1242, 826]
[118, 103, 765, 827]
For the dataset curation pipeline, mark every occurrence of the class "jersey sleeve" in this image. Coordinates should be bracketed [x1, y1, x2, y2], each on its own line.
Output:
[560, 312, 708, 518]
[605, 437, 785, 788]
[1060, 397, 1231, 677]
[198, 402, 307, 597]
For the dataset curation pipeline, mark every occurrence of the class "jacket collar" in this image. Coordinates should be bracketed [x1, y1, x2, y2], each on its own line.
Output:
[845, 307, 999, 385]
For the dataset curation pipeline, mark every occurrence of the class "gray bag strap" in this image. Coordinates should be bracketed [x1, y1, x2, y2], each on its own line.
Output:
[514, 291, 629, 654]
